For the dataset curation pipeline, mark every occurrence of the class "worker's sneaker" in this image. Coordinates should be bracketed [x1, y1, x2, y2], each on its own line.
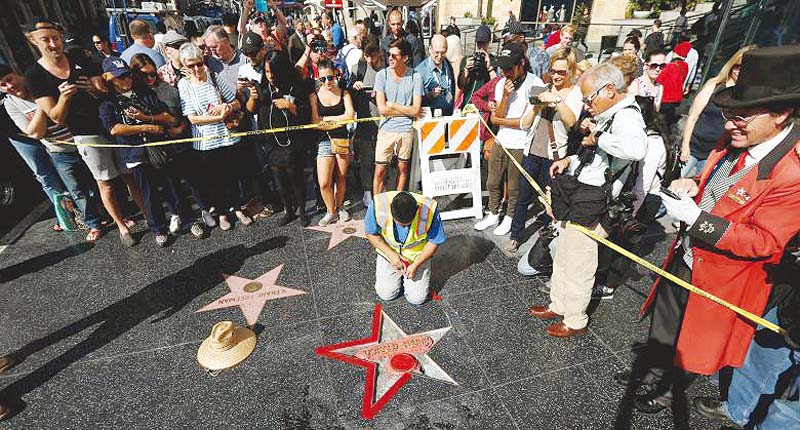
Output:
[474, 213, 500, 231]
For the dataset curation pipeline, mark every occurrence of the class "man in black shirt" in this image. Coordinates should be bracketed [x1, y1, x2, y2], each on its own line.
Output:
[24, 17, 145, 246]
[90, 33, 121, 67]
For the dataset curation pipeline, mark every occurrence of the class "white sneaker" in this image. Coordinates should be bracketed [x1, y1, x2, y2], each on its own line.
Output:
[318, 212, 338, 226]
[338, 207, 351, 222]
[493, 217, 512, 236]
[362, 191, 372, 208]
[169, 214, 181, 234]
[201, 210, 217, 228]
[474, 213, 500, 231]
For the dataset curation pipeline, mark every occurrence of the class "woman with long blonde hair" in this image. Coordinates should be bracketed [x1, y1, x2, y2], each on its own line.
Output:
[680, 45, 754, 177]
[507, 47, 582, 252]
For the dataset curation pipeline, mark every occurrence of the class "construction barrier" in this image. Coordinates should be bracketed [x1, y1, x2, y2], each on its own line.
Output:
[416, 114, 483, 221]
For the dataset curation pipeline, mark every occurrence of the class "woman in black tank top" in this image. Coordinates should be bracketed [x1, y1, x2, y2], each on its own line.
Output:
[310, 59, 355, 226]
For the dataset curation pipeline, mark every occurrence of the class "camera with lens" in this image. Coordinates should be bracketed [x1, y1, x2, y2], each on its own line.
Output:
[528, 85, 549, 105]
[470, 51, 487, 77]
[607, 191, 642, 240]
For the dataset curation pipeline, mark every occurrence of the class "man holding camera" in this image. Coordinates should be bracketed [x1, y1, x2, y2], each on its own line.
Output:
[415, 34, 455, 116]
[529, 62, 647, 337]
[474, 42, 544, 237]
[457, 25, 496, 109]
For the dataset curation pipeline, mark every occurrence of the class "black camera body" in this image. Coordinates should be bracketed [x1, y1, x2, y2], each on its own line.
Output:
[470, 51, 486, 77]
[528, 85, 548, 105]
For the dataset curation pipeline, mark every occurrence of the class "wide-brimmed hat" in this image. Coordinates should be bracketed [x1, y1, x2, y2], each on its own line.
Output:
[712, 44, 800, 110]
[197, 321, 257, 371]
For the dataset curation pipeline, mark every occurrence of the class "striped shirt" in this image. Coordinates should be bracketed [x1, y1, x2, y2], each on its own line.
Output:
[178, 74, 240, 151]
[4, 94, 75, 152]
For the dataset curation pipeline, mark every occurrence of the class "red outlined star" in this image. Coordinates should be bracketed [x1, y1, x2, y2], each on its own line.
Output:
[306, 219, 368, 250]
[315, 303, 456, 419]
[196, 264, 307, 327]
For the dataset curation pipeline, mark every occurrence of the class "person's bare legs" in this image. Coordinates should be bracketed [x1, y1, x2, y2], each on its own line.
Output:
[317, 156, 336, 214]
[373, 163, 388, 194]
[0, 356, 15, 420]
[396, 161, 409, 191]
[97, 179, 130, 235]
[334, 154, 350, 209]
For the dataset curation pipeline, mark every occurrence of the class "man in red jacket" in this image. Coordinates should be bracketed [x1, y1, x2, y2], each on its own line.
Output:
[620, 45, 800, 415]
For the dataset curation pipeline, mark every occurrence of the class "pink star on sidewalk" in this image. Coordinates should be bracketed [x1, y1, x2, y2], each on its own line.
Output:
[196, 264, 307, 327]
[306, 219, 368, 250]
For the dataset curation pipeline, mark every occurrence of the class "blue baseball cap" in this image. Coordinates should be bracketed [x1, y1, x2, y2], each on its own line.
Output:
[102, 57, 131, 78]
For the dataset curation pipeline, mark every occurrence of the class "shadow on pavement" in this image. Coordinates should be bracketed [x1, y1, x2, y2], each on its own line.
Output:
[0, 236, 288, 416]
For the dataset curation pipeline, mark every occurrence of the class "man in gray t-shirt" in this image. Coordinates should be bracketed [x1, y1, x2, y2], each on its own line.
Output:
[373, 38, 422, 193]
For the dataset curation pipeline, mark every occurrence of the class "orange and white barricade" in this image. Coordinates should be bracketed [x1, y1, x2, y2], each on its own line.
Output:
[416, 114, 483, 221]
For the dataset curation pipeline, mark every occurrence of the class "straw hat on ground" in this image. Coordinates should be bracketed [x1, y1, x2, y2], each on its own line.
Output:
[197, 321, 257, 371]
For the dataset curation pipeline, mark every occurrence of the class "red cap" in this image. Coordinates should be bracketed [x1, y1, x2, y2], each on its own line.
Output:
[673, 41, 692, 58]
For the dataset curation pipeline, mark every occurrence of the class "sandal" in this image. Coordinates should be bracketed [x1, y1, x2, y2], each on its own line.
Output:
[85, 229, 102, 243]
[123, 218, 137, 229]
[53, 223, 63, 232]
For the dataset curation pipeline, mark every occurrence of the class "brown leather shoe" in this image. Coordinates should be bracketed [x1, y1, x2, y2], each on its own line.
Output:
[0, 356, 14, 374]
[545, 322, 587, 338]
[0, 402, 11, 421]
[528, 305, 561, 320]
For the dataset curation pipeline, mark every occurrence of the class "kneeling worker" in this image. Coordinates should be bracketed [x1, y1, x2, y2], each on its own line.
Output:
[365, 191, 447, 304]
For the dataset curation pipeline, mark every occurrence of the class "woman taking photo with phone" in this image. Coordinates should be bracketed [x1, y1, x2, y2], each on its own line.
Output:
[252, 50, 314, 226]
[129, 53, 207, 238]
[310, 59, 355, 226]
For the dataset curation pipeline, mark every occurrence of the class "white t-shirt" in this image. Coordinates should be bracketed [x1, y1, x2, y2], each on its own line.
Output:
[494, 73, 545, 150]
[341, 43, 363, 76]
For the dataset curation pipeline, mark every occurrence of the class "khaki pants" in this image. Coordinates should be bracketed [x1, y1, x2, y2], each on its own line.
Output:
[374, 255, 431, 305]
[486, 144, 523, 217]
[548, 222, 608, 329]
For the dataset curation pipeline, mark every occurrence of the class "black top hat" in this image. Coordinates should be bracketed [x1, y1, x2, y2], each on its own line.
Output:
[712, 44, 800, 110]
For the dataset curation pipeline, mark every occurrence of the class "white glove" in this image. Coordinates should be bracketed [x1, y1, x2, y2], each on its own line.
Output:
[660, 191, 702, 227]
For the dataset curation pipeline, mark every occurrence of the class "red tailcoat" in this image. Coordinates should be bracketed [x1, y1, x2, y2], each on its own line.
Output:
[641, 125, 800, 375]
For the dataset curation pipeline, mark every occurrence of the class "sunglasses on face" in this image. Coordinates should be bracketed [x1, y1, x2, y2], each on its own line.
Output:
[185, 62, 204, 69]
[388, 53, 404, 60]
[582, 86, 605, 105]
[93, 41, 103, 45]
[648, 63, 666, 70]
[139, 71, 158, 79]
[550, 69, 568, 76]
[720, 111, 768, 127]
[318, 75, 336, 83]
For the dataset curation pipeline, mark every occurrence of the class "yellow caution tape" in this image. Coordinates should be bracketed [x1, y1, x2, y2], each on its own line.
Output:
[51, 116, 385, 148]
[467, 107, 785, 334]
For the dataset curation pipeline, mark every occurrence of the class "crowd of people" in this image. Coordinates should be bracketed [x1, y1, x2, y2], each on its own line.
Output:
[1, 2, 799, 427]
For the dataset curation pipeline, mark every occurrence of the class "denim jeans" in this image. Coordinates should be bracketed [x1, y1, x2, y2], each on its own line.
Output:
[680, 154, 707, 178]
[724, 307, 800, 429]
[50, 151, 103, 230]
[510, 154, 552, 241]
[9, 138, 66, 208]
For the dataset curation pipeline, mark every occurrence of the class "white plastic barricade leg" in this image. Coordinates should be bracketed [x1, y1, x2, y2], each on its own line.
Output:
[416, 114, 483, 221]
